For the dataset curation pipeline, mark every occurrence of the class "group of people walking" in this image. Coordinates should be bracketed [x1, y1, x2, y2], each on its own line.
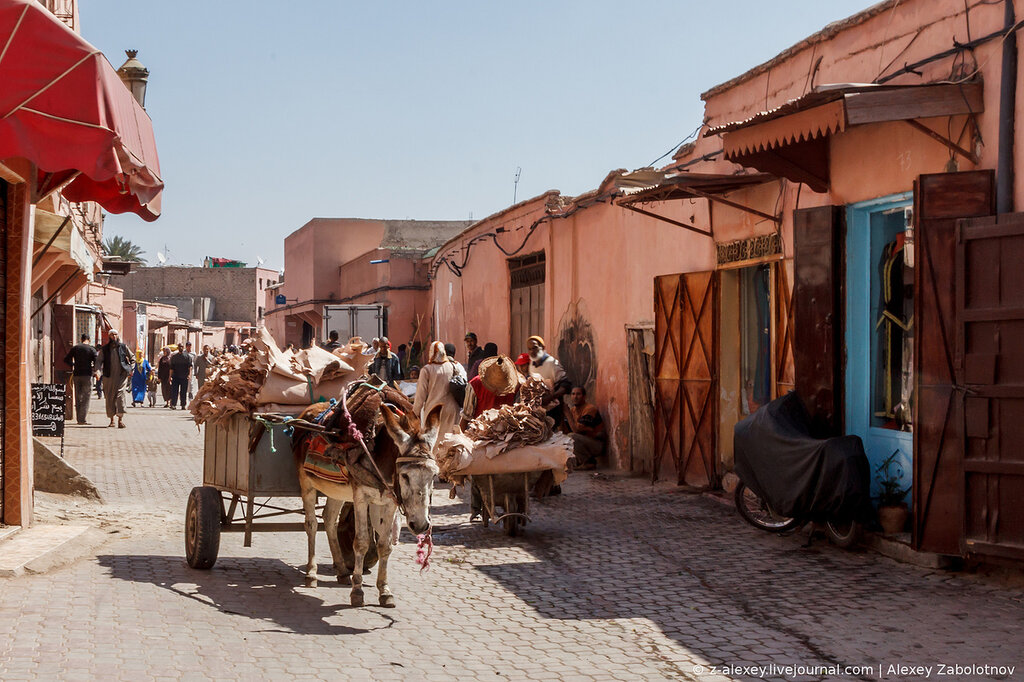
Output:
[64, 334, 219, 428]
[359, 331, 606, 474]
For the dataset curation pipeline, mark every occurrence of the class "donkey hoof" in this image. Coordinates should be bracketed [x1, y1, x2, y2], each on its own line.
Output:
[304, 577, 318, 588]
[350, 590, 364, 607]
[379, 594, 396, 608]
[337, 573, 352, 585]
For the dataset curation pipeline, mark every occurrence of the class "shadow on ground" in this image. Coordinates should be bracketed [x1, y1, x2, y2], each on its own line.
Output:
[429, 475, 1023, 680]
[97, 554, 395, 636]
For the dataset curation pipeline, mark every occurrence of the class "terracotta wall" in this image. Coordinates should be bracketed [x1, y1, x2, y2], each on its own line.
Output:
[338, 249, 432, 348]
[86, 283, 123, 334]
[430, 191, 712, 467]
[687, 0, 1015, 226]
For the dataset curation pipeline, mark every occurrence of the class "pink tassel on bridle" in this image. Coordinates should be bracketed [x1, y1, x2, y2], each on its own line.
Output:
[415, 531, 433, 572]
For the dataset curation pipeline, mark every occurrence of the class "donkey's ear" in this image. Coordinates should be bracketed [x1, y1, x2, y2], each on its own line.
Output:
[380, 403, 412, 450]
[421, 405, 443, 450]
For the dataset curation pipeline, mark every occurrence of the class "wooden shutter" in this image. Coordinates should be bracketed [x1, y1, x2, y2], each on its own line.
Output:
[773, 259, 796, 398]
[914, 170, 994, 555]
[957, 211, 1024, 560]
[793, 206, 844, 436]
[654, 271, 718, 488]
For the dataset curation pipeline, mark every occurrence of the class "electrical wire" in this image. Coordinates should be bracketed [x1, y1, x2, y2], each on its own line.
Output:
[647, 123, 703, 168]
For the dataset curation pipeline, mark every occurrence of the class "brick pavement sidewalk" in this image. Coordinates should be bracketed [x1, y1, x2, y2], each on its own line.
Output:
[1, 408, 1021, 681]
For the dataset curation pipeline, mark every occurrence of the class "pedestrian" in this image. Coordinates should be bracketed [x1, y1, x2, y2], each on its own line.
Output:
[526, 335, 571, 414]
[157, 347, 172, 407]
[146, 367, 158, 407]
[183, 341, 196, 400]
[64, 333, 98, 424]
[194, 344, 214, 389]
[100, 329, 133, 428]
[130, 350, 151, 407]
[464, 332, 485, 379]
[370, 336, 403, 387]
[94, 340, 104, 399]
[525, 335, 570, 495]
[412, 341, 463, 452]
[321, 330, 342, 352]
[398, 365, 419, 400]
[169, 345, 192, 410]
[469, 342, 497, 380]
[461, 355, 521, 520]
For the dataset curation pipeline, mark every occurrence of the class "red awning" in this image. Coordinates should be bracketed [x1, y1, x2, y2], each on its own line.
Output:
[0, 0, 162, 221]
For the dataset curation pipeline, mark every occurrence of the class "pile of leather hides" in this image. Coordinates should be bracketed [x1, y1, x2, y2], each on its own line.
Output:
[437, 432, 573, 485]
[436, 389, 572, 484]
[188, 329, 371, 425]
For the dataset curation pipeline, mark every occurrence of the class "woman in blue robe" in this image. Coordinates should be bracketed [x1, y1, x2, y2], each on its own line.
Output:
[131, 350, 151, 407]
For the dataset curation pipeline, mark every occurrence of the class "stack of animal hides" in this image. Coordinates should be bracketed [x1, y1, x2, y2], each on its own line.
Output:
[437, 377, 573, 485]
[188, 328, 372, 425]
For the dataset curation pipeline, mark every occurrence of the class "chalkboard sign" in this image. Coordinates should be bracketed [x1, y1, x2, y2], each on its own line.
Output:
[31, 383, 66, 437]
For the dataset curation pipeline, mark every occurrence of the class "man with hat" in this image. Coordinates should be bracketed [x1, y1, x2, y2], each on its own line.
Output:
[462, 355, 520, 425]
[462, 355, 520, 520]
[526, 335, 571, 416]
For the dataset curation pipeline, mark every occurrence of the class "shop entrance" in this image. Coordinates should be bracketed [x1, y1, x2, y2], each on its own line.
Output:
[846, 194, 914, 505]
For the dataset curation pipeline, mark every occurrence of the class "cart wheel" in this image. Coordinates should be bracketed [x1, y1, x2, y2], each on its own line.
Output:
[185, 486, 222, 569]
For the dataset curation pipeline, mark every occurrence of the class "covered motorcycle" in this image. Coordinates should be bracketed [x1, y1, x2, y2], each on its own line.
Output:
[733, 392, 872, 521]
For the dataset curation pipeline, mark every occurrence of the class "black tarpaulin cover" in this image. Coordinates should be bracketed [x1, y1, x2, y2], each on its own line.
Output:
[734, 392, 871, 519]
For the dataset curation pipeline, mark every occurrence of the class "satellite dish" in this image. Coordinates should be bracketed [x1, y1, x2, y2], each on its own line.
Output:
[157, 252, 166, 264]
[257, 256, 265, 265]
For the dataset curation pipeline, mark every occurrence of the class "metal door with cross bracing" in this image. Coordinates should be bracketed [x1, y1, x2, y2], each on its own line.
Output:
[956, 211, 1024, 560]
[654, 272, 718, 487]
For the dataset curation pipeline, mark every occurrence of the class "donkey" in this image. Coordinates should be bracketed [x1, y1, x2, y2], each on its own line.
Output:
[294, 398, 440, 608]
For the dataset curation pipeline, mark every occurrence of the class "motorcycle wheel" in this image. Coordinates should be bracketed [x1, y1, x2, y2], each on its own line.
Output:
[734, 481, 802, 533]
[824, 518, 861, 549]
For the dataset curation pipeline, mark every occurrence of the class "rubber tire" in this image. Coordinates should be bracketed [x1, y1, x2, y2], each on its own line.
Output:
[733, 482, 802, 534]
[825, 519, 861, 549]
[185, 486, 222, 569]
[337, 503, 379, 574]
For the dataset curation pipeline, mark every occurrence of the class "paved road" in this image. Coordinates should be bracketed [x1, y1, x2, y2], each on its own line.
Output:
[3, 407, 1022, 681]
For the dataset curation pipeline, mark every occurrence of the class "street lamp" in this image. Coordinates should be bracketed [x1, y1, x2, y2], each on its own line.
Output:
[116, 49, 149, 108]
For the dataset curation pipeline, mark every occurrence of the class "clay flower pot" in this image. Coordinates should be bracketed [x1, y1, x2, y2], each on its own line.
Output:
[878, 503, 909, 535]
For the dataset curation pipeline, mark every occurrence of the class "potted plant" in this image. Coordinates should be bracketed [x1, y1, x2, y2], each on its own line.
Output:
[875, 450, 910, 534]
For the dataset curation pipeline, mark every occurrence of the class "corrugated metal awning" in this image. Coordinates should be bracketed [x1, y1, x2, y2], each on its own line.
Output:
[616, 171, 778, 236]
[706, 81, 984, 192]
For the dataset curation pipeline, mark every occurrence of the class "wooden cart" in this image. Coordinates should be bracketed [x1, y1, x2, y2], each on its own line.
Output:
[184, 414, 375, 571]
[472, 470, 545, 537]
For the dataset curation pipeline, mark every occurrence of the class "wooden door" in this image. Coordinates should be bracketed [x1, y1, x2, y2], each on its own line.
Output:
[627, 326, 656, 475]
[957, 211, 1024, 560]
[914, 170, 994, 555]
[509, 254, 545, 357]
[654, 272, 718, 488]
[793, 205, 844, 436]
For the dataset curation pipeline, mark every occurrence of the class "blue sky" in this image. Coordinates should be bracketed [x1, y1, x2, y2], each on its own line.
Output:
[84, 0, 872, 270]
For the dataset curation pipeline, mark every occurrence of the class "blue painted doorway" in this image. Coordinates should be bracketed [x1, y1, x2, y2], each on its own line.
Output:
[846, 194, 914, 505]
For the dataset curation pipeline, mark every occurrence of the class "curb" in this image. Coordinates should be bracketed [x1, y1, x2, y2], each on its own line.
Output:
[0, 524, 107, 577]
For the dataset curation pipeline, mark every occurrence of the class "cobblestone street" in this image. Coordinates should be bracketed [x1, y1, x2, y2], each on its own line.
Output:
[1, 408, 1021, 681]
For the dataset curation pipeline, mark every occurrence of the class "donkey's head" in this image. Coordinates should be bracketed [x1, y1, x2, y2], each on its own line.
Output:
[380, 404, 441, 534]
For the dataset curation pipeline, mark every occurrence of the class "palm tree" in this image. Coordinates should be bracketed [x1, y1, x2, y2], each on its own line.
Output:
[102, 235, 147, 264]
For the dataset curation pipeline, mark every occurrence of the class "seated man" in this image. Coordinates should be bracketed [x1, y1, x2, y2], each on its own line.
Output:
[564, 385, 605, 470]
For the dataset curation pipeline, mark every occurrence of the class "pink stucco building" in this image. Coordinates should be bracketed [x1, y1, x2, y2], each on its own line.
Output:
[266, 218, 470, 348]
